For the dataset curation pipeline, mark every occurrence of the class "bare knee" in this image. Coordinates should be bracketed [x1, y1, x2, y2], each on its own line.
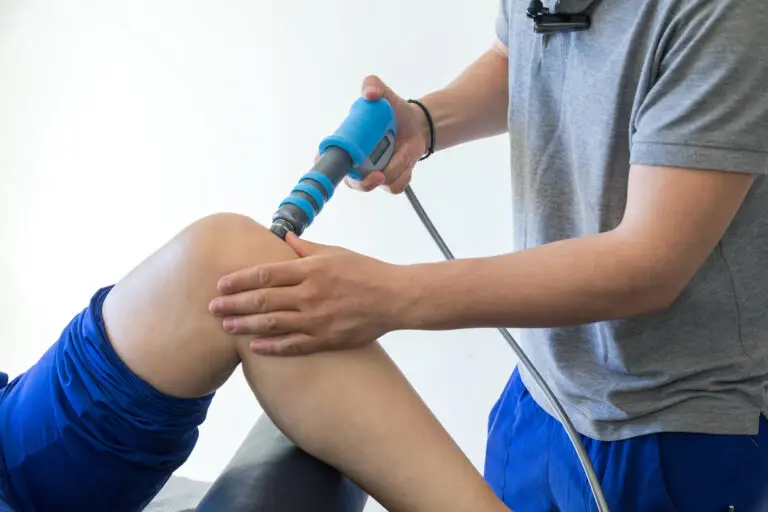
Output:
[102, 212, 296, 399]
[177, 213, 297, 278]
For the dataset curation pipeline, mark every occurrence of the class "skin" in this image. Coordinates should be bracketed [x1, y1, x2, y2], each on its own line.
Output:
[102, 213, 509, 512]
[209, 40, 756, 357]
[343, 45, 510, 194]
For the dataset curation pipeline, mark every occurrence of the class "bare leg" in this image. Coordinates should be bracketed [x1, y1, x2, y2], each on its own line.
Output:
[102, 213, 508, 512]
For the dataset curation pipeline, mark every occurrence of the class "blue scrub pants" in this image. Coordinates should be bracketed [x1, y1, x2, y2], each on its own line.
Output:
[0, 287, 213, 511]
[484, 368, 768, 511]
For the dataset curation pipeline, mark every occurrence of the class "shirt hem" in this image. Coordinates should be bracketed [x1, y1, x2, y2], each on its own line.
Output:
[630, 141, 768, 175]
[519, 370, 763, 442]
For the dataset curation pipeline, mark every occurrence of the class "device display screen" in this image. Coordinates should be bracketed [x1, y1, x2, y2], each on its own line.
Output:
[370, 136, 391, 166]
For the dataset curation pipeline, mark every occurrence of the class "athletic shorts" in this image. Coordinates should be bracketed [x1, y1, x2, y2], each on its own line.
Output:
[0, 286, 214, 512]
[484, 367, 768, 511]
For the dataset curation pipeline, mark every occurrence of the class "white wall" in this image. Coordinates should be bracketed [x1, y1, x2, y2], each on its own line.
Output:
[0, 1, 517, 510]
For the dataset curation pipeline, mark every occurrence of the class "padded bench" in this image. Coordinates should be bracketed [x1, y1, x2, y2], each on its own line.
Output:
[147, 414, 369, 512]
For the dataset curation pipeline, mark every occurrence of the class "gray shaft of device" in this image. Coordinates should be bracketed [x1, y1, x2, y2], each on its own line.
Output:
[270, 146, 354, 239]
[314, 146, 354, 187]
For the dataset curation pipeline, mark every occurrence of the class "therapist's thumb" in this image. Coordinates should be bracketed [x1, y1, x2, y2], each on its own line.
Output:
[361, 75, 398, 103]
[284, 233, 338, 258]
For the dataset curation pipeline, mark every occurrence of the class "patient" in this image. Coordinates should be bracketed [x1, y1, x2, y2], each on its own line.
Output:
[0, 213, 508, 512]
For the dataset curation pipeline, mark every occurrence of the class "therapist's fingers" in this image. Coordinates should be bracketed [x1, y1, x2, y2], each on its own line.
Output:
[221, 312, 308, 337]
[210, 287, 300, 317]
[217, 260, 306, 294]
[345, 172, 386, 192]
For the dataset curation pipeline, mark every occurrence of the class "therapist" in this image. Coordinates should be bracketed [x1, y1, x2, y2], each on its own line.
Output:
[211, 1, 768, 510]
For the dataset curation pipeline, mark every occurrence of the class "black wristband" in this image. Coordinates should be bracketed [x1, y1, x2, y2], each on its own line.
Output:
[407, 99, 435, 161]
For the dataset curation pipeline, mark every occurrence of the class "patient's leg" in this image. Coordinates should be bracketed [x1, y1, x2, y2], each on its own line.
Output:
[102, 213, 508, 512]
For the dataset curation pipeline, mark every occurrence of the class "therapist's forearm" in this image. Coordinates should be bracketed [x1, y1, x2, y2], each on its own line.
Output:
[415, 47, 509, 153]
[393, 230, 678, 331]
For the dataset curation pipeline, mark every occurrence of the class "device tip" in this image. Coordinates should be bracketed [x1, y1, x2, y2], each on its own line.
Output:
[270, 219, 293, 240]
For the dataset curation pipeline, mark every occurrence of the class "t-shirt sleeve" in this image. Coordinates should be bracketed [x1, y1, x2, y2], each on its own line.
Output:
[630, 1, 768, 175]
[495, 0, 510, 47]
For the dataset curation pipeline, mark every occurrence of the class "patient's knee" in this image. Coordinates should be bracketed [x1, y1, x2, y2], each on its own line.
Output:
[176, 213, 297, 280]
[102, 213, 296, 399]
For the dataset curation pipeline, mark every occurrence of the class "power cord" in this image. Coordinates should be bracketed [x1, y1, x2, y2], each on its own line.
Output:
[402, 184, 610, 512]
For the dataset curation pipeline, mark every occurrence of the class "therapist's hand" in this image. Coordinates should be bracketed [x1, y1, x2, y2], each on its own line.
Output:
[209, 233, 405, 356]
[339, 76, 429, 194]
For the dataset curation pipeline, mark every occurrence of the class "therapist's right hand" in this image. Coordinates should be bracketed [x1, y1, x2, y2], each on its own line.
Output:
[344, 75, 430, 194]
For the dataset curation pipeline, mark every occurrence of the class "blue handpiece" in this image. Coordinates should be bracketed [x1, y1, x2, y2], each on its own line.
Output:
[270, 98, 397, 239]
[319, 97, 397, 180]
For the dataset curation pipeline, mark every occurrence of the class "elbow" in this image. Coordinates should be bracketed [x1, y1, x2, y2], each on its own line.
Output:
[617, 288, 669, 319]
[609, 230, 692, 318]
[626, 270, 688, 318]
[636, 286, 680, 316]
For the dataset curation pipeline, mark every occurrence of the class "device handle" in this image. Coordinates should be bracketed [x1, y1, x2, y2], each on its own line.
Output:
[319, 97, 397, 180]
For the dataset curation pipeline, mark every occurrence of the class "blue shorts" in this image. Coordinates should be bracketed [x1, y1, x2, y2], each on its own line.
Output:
[484, 368, 768, 511]
[0, 286, 214, 512]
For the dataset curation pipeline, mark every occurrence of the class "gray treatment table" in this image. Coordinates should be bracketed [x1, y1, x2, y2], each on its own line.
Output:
[146, 414, 369, 512]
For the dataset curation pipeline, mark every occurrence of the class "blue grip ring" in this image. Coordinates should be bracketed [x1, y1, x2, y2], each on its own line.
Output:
[280, 196, 316, 224]
[291, 182, 326, 212]
[300, 171, 335, 200]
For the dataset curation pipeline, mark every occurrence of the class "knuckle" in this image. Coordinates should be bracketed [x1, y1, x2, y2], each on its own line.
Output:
[298, 283, 317, 302]
[251, 291, 267, 312]
[256, 267, 270, 286]
[306, 258, 324, 272]
[262, 315, 278, 332]
[257, 344, 276, 356]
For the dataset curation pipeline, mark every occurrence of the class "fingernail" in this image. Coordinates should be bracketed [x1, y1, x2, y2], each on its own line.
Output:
[209, 299, 221, 312]
[222, 318, 236, 333]
[218, 278, 230, 292]
[363, 86, 377, 97]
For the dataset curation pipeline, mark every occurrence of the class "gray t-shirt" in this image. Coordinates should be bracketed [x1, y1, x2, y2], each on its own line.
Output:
[496, 0, 768, 441]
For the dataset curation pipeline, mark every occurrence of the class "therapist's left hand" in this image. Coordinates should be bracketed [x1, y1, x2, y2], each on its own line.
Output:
[209, 233, 405, 356]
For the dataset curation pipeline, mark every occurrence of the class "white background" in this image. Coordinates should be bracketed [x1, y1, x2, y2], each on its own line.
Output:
[0, 1, 518, 510]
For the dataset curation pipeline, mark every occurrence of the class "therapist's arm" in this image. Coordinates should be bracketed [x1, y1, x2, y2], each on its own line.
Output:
[412, 38, 510, 153]
[395, 165, 755, 330]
